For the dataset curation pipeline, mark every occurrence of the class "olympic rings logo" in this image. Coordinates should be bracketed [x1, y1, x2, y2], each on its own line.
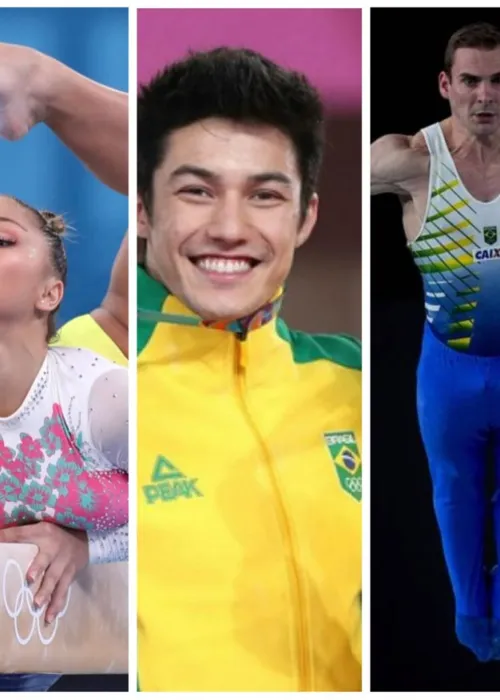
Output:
[345, 477, 362, 493]
[2, 559, 71, 646]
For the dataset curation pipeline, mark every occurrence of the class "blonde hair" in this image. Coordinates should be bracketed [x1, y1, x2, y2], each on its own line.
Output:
[10, 197, 68, 341]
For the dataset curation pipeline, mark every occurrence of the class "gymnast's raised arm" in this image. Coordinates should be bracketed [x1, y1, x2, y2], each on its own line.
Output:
[371, 132, 429, 197]
[0, 42, 127, 195]
[92, 233, 129, 357]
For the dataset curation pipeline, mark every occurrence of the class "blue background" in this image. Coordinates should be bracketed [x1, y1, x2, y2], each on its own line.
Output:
[0, 8, 128, 326]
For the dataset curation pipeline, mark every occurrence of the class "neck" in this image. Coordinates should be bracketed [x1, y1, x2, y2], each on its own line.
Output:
[139, 263, 283, 338]
[0, 325, 47, 418]
[447, 116, 500, 162]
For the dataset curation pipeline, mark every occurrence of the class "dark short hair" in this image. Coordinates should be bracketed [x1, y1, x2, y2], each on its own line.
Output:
[444, 22, 500, 77]
[138, 47, 324, 222]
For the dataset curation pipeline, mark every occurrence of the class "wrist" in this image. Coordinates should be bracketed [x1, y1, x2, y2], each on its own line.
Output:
[30, 49, 66, 123]
[75, 529, 90, 567]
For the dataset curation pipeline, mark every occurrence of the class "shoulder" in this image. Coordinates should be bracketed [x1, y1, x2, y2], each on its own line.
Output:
[373, 131, 429, 161]
[371, 132, 429, 196]
[54, 314, 127, 367]
[277, 319, 361, 371]
[372, 132, 411, 150]
[410, 128, 431, 155]
[48, 346, 125, 385]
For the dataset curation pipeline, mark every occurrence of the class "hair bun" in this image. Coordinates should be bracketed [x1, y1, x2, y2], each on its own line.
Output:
[40, 211, 67, 236]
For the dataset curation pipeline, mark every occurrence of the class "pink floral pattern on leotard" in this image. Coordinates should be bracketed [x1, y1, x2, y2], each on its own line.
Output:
[0, 403, 128, 531]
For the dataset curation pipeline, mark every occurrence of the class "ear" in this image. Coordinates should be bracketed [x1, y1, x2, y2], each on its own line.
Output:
[138, 197, 152, 240]
[296, 194, 319, 249]
[35, 278, 64, 314]
[438, 70, 451, 100]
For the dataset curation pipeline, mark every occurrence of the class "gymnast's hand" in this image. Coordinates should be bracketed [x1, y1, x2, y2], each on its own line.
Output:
[0, 41, 128, 193]
[0, 43, 48, 140]
[0, 521, 89, 624]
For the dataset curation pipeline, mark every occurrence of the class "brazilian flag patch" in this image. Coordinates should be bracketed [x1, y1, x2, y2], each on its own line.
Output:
[324, 431, 362, 502]
[484, 226, 497, 245]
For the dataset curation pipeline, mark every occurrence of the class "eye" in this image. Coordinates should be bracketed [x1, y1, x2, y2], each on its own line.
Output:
[252, 190, 284, 202]
[463, 75, 479, 87]
[178, 187, 212, 198]
[0, 238, 14, 247]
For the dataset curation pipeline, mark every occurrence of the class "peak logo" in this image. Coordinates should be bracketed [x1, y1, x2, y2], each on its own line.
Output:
[142, 456, 203, 504]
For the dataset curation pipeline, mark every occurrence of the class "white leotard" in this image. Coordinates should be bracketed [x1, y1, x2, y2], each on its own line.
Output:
[0, 346, 128, 564]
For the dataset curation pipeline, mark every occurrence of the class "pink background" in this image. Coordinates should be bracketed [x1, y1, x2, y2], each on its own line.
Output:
[137, 9, 361, 111]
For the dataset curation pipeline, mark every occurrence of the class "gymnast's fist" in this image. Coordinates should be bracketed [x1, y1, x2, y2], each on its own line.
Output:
[0, 43, 49, 140]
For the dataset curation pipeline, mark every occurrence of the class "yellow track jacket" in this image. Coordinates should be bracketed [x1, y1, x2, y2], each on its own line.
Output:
[137, 265, 362, 691]
[55, 314, 127, 367]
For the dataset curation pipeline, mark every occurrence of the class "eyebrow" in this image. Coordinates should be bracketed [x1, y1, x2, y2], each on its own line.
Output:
[460, 72, 500, 80]
[0, 216, 27, 231]
[169, 164, 293, 187]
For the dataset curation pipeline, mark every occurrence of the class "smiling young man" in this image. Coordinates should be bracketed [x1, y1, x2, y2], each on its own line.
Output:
[371, 22, 500, 662]
[137, 47, 362, 692]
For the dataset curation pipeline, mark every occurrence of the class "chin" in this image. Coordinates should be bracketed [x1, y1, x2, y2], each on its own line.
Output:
[199, 304, 253, 322]
[468, 117, 499, 134]
[189, 295, 261, 322]
[474, 126, 497, 137]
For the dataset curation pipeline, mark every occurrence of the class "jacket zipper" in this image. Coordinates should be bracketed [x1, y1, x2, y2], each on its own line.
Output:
[233, 337, 310, 690]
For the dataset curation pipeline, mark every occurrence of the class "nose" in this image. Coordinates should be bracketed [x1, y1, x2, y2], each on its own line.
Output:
[206, 194, 248, 245]
[476, 79, 494, 103]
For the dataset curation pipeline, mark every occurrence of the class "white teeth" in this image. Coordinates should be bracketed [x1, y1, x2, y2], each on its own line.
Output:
[197, 257, 251, 274]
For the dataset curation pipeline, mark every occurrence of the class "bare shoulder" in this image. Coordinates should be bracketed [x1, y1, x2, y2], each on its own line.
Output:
[409, 130, 430, 156]
[372, 131, 428, 163]
[371, 131, 429, 196]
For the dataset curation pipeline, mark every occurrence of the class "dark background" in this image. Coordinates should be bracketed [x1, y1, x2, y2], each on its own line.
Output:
[371, 7, 500, 692]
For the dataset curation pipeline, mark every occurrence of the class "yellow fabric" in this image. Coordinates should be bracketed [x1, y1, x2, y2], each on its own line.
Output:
[54, 314, 127, 367]
[138, 282, 361, 692]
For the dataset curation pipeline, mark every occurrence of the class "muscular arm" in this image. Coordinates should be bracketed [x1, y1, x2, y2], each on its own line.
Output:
[43, 57, 128, 195]
[0, 43, 127, 195]
[371, 133, 428, 197]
